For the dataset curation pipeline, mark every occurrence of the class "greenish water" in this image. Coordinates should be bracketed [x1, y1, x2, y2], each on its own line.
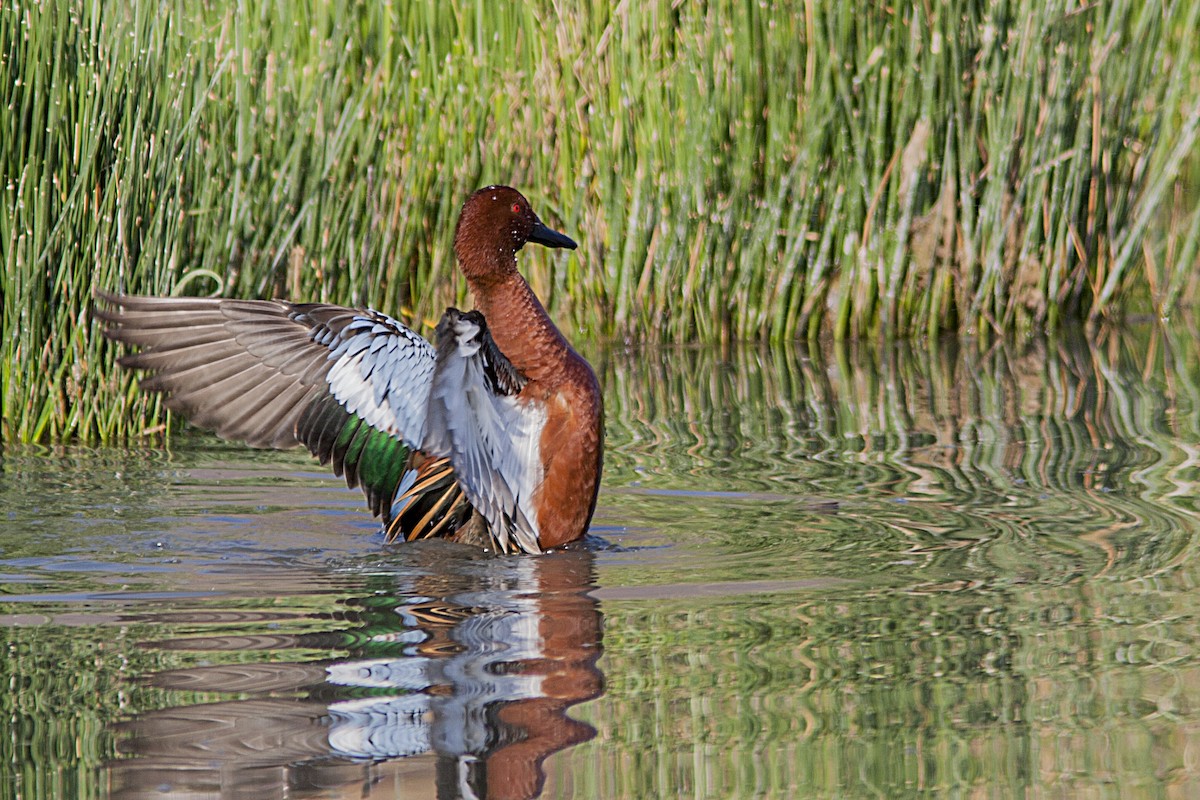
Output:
[4, 329, 1200, 798]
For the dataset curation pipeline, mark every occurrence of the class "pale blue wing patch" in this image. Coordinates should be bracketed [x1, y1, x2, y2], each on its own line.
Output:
[321, 310, 437, 449]
[423, 311, 546, 554]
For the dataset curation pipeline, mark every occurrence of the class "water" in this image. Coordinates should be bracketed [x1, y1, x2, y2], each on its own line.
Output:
[4, 327, 1200, 798]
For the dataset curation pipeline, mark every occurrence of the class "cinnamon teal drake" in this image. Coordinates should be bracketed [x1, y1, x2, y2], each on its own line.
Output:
[96, 186, 603, 554]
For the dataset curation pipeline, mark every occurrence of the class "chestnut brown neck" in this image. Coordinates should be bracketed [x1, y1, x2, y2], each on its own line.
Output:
[467, 270, 573, 386]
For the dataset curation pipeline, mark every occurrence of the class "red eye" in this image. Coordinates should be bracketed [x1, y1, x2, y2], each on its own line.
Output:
[511, 203, 521, 214]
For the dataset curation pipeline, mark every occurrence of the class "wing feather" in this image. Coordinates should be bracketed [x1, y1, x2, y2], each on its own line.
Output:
[98, 292, 437, 522]
[422, 309, 545, 553]
[321, 312, 435, 445]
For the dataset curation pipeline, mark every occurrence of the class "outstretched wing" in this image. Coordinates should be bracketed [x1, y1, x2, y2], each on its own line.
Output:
[422, 309, 546, 554]
[95, 292, 436, 522]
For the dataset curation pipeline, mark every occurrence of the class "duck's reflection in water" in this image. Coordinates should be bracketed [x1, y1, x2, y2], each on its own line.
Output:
[107, 547, 604, 800]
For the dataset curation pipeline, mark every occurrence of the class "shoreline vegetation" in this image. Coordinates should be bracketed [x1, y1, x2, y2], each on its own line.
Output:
[4, 0, 1200, 442]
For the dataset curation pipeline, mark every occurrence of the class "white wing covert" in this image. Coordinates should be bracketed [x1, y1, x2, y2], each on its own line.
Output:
[316, 309, 437, 448]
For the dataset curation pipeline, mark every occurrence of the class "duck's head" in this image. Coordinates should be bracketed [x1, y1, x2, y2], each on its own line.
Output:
[454, 186, 577, 281]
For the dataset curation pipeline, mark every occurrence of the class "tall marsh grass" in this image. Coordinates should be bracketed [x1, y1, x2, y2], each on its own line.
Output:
[3, 0, 1200, 441]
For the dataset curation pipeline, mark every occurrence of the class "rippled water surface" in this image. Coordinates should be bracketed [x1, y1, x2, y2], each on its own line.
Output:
[5, 328, 1200, 798]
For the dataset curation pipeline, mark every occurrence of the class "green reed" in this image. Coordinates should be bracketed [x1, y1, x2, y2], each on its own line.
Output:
[4, 0, 1199, 442]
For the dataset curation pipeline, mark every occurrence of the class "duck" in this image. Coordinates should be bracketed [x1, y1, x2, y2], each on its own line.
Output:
[96, 186, 603, 554]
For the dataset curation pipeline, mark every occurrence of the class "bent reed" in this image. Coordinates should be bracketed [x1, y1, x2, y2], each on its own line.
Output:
[3, 0, 1199, 442]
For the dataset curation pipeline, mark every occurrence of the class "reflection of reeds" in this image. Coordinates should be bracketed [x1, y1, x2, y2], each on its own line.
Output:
[602, 325, 1200, 576]
[5, 1, 1200, 442]
[576, 576, 1200, 798]
[580, 325, 1200, 795]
